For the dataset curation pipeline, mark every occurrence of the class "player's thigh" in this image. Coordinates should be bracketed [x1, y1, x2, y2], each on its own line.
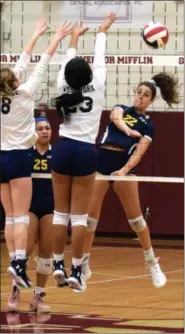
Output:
[70, 173, 96, 214]
[113, 180, 142, 219]
[88, 173, 110, 219]
[27, 212, 39, 257]
[0, 183, 13, 216]
[38, 214, 53, 257]
[10, 177, 32, 216]
[52, 171, 72, 212]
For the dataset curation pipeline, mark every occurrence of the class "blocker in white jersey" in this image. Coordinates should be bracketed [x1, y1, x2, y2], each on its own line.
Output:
[56, 31, 106, 144]
[0, 19, 74, 311]
[1, 53, 51, 151]
[52, 15, 117, 293]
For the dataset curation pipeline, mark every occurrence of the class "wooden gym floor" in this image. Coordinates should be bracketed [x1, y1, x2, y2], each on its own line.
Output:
[0, 237, 184, 333]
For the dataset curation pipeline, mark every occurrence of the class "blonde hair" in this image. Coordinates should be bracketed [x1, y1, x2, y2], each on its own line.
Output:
[0, 68, 17, 97]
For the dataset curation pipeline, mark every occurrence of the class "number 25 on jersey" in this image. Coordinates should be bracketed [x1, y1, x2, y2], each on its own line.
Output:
[34, 159, 48, 171]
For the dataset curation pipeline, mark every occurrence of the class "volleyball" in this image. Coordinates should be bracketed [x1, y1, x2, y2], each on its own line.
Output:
[142, 22, 169, 49]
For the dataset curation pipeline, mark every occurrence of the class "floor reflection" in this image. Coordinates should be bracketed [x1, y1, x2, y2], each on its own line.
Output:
[1, 312, 51, 333]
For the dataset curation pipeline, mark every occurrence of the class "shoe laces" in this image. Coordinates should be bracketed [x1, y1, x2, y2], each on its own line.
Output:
[10, 286, 19, 302]
[147, 257, 162, 274]
[82, 262, 89, 276]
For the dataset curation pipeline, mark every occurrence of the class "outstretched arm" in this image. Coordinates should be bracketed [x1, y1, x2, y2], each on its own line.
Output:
[13, 17, 48, 79]
[93, 13, 117, 88]
[57, 21, 89, 92]
[20, 21, 73, 96]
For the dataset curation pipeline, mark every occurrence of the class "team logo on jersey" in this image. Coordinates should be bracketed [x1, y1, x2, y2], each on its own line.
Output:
[139, 116, 147, 124]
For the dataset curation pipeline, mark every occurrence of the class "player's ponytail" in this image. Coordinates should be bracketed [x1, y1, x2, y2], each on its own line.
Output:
[0, 68, 17, 97]
[151, 72, 181, 107]
[56, 90, 84, 123]
[138, 72, 181, 108]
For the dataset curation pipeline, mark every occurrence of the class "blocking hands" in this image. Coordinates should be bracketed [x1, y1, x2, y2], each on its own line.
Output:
[98, 13, 117, 33]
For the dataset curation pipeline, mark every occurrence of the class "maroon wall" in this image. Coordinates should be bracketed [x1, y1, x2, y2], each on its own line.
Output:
[1, 110, 183, 236]
[48, 109, 184, 236]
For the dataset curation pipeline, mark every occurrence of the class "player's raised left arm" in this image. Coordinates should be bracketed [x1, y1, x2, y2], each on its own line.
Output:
[57, 21, 89, 91]
[13, 18, 48, 78]
[93, 13, 117, 88]
[20, 21, 73, 96]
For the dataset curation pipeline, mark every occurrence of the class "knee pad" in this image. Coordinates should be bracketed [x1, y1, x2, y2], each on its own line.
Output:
[5, 217, 14, 225]
[70, 214, 88, 228]
[128, 215, 146, 232]
[36, 257, 52, 275]
[87, 217, 98, 232]
[53, 211, 70, 226]
[14, 215, 29, 226]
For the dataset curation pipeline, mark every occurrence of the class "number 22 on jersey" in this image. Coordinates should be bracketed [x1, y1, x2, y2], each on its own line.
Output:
[124, 114, 137, 127]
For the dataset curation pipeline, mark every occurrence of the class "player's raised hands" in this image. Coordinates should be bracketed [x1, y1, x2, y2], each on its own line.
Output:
[72, 21, 89, 36]
[35, 17, 48, 36]
[45, 21, 74, 57]
[98, 13, 117, 33]
[54, 21, 74, 41]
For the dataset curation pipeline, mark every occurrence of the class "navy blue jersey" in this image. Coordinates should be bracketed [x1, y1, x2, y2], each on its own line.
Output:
[100, 105, 154, 155]
[31, 145, 53, 197]
[30, 145, 54, 218]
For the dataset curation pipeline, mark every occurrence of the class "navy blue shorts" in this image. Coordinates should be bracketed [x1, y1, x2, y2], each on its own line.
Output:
[52, 138, 98, 177]
[29, 180, 54, 219]
[0, 149, 33, 183]
[97, 147, 136, 176]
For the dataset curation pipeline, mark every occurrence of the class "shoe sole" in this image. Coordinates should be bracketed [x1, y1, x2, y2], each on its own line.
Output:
[73, 270, 91, 293]
[53, 270, 66, 286]
[153, 277, 167, 288]
[68, 277, 86, 292]
[7, 267, 32, 289]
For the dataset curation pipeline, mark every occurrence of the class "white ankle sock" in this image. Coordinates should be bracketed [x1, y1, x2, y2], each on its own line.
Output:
[72, 257, 83, 266]
[15, 249, 26, 260]
[9, 252, 16, 261]
[53, 253, 64, 262]
[144, 247, 155, 263]
[35, 286, 44, 295]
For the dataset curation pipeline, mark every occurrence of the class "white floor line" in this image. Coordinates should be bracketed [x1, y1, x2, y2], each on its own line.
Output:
[92, 268, 183, 278]
[1, 269, 183, 297]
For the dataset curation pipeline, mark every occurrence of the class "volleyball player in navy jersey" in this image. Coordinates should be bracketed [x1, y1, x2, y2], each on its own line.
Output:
[1, 19, 73, 311]
[7, 117, 53, 312]
[52, 14, 117, 291]
[27, 117, 53, 313]
[81, 73, 180, 288]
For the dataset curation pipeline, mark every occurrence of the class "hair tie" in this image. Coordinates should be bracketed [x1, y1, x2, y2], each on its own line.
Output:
[148, 79, 156, 86]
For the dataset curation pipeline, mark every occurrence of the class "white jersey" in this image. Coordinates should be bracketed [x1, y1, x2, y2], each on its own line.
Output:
[57, 32, 106, 144]
[1, 52, 51, 150]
